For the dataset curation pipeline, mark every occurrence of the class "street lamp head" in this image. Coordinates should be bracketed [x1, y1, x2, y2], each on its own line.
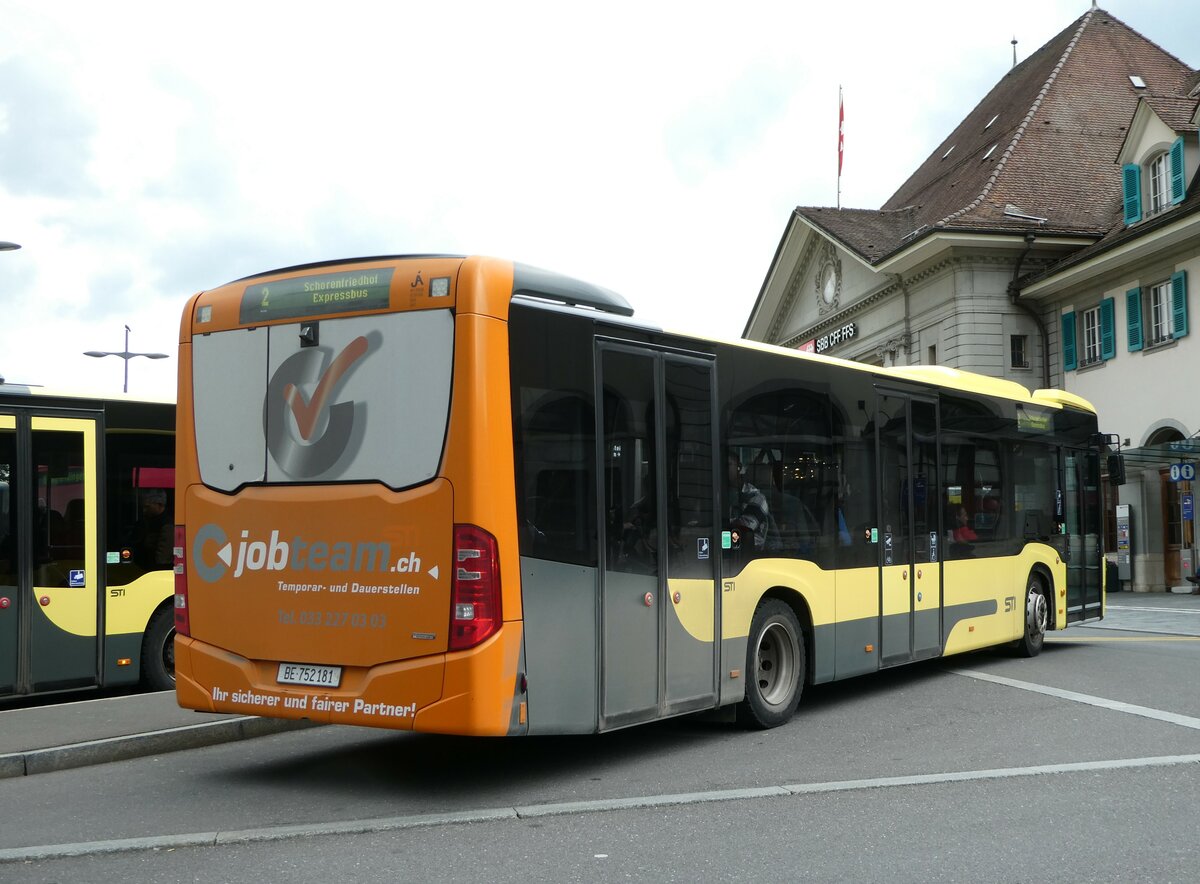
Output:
[0, 241, 20, 252]
[83, 328, 170, 393]
[84, 350, 169, 359]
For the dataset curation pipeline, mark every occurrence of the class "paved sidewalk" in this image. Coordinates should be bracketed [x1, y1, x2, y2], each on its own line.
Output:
[1097, 587, 1200, 636]
[0, 690, 314, 779]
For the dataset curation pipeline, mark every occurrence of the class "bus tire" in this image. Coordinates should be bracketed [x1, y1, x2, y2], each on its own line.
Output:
[141, 606, 176, 691]
[1014, 573, 1048, 658]
[738, 598, 805, 729]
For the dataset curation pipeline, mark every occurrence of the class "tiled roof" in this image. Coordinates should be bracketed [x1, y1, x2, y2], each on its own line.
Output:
[792, 206, 920, 263]
[798, 8, 1198, 265]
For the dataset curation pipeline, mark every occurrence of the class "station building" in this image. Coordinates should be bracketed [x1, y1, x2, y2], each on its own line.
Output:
[744, 6, 1199, 591]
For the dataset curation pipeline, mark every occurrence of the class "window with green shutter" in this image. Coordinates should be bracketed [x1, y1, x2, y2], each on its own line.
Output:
[1100, 297, 1116, 360]
[1126, 287, 1143, 351]
[1062, 311, 1077, 371]
[1170, 137, 1186, 205]
[1123, 163, 1142, 224]
[1150, 281, 1173, 345]
[1172, 270, 1189, 339]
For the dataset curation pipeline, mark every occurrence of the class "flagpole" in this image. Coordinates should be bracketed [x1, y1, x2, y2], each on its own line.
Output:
[837, 85, 843, 210]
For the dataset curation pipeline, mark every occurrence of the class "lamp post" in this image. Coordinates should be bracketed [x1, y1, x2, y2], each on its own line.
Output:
[84, 325, 169, 394]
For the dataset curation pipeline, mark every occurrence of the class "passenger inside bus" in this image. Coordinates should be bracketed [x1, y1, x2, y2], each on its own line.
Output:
[947, 504, 978, 560]
[131, 490, 172, 569]
[952, 505, 978, 543]
[727, 452, 772, 551]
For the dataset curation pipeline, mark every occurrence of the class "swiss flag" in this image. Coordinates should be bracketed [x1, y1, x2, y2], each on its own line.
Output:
[838, 90, 844, 177]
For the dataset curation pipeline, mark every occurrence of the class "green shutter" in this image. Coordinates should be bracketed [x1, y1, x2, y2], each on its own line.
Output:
[1172, 270, 1189, 339]
[1100, 297, 1116, 360]
[1062, 312, 1077, 371]
[1126, 287, 1143, 351]
[1170, 137, 1186, 205]
[1123, 163, 1142, 223]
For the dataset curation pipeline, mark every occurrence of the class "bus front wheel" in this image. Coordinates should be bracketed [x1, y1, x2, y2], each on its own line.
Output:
[141, 606, 176, 691]
[738, 599, 805, 729]
[1015, 574, 1048, 658]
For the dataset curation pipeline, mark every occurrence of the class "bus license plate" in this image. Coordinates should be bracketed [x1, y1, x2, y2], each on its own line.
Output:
[277, 662, 342, 688]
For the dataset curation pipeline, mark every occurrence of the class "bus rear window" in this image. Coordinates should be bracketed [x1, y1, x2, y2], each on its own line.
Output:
[192, 309, 453, 490]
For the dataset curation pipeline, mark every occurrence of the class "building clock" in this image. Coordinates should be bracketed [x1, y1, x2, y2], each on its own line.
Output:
[821, 264, 837, 302]
[815, 249, 841, 312]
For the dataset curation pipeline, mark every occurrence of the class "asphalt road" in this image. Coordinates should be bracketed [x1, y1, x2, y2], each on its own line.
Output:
[3, 601, 1199, 882]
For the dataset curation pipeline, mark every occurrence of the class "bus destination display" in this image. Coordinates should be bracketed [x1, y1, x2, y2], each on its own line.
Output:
[240, 268, 394, 323]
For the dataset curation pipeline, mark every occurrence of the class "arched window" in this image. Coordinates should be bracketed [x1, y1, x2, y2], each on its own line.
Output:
[1147, 151, 1171, 215]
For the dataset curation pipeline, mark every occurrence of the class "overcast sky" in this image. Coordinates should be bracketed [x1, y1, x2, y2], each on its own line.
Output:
[1, 0, 1197, 400]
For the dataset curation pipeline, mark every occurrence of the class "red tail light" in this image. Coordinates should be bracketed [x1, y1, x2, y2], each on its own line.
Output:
[450, 524, 501, 651]
[173, 525, 191, 637]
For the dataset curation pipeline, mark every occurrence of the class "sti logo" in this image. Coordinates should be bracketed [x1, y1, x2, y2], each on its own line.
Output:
[265, 331, 379, 477]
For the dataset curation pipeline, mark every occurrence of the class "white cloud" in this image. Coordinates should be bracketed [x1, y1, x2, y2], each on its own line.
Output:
[0, 0, 1196, 398]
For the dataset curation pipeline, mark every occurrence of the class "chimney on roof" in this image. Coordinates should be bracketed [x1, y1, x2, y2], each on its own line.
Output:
[1011, 36, 1018, 68]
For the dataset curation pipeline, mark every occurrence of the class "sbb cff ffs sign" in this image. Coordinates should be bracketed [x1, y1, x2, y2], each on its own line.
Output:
[815, 322, 857, 354]
[1169, 462, 1196, 482]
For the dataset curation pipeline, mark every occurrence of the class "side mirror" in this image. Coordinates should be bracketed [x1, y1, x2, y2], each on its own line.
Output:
[1107, 453, 1126, 486]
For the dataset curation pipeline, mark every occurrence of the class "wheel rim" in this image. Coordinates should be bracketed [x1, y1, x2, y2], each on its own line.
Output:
[1027, 585, 1048, 639]
[755, 619, 798, 708]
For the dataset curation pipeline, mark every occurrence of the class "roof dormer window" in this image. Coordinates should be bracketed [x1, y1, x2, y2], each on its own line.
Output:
[1122, 137, 1187, 225]
[1129, 75, 1146, 89]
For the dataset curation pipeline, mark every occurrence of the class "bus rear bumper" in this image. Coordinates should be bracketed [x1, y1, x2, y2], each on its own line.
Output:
[174, 621, 524, 735]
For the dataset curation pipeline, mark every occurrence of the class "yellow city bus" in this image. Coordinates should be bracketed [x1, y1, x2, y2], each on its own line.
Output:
[174, 255, 1105, 735]
[0, 384, 176, 699]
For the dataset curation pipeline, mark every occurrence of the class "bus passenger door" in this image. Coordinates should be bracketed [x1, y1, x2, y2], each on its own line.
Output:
[876, 390, 943, 666]
[598, 345, 719, 729]
[0, 412, 101, 696]
[661, 356, 719, 715]
[1063, 448, 1103, 622]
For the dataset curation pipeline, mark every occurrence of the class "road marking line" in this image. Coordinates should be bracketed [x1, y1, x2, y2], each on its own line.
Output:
[950, 669, 1200, 730]
[783, 753, 1200, 794]
[513, 785, 789, 818]
[3, 754, 1200, 863]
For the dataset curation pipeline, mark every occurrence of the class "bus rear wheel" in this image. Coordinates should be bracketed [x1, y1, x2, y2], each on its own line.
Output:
[141, 606, 176, 691]
[1015, 573, 1048, 658]
[738, 599, 805, 729]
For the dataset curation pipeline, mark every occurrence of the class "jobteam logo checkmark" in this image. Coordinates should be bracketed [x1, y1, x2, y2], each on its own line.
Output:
[265, 334, 375, 478]
[283, 336, 369, 441]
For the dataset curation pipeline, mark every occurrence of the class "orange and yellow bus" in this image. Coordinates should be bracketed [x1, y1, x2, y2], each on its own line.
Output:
[174, 255, 1105, 734]
[1, 384, 175, 700]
